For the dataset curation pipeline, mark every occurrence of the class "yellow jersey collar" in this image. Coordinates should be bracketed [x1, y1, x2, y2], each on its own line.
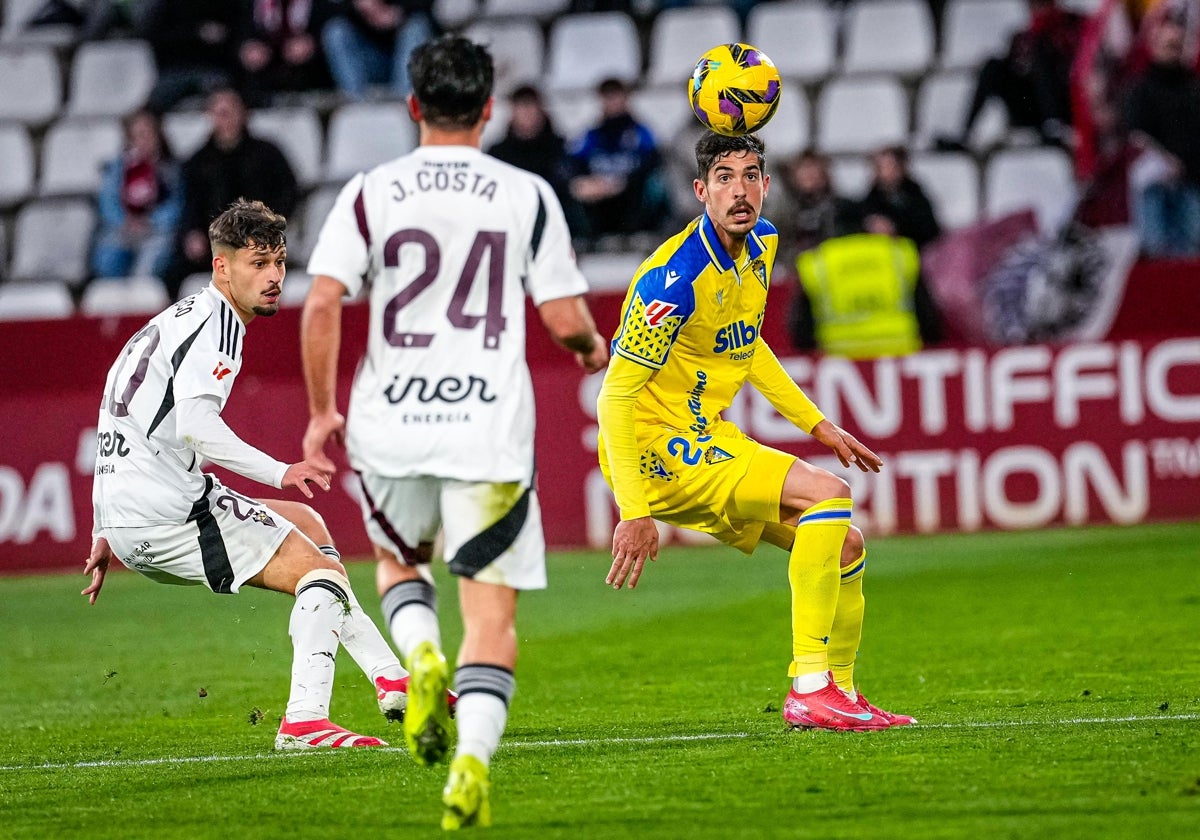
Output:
[698, 212, 766, 274]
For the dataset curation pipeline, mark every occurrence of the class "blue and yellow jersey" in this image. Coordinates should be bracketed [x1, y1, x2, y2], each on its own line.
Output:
[609, 211, 775, 434]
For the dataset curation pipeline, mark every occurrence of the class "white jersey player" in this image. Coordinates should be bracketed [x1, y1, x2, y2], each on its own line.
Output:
[301, 36, 608, 829]
[85, 199, 414, 750]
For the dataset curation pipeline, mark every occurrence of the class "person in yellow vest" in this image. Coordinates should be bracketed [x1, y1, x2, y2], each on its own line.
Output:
[793, 214, 942, 359]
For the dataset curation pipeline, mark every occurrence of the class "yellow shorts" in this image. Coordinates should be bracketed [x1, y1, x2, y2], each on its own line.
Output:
[601, 419, 796, 554]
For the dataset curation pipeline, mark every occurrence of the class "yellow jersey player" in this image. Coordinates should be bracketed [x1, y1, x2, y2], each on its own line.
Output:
[596, 132, 914, 731]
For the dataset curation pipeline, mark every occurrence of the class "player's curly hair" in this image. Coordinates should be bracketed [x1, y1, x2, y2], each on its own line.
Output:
[695, 132, 766, 181]
[409, 36, 494, 130]
[208, 198, 287, 253]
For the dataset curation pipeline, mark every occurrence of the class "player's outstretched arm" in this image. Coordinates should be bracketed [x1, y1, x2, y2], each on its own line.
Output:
[537, 295, 609, 373]
[82, 535, 112, 605]
[810, 419, 883, 473]
[301, 275, 348, 472]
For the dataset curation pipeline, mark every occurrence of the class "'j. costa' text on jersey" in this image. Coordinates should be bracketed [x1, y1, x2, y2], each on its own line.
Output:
[306, 146, 588, 482]
[610, 212, 777, 434]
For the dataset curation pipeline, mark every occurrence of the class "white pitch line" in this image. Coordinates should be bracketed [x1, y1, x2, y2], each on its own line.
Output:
[1, 713, 1195, 774]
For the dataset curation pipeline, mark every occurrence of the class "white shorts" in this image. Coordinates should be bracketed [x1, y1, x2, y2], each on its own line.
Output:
[102, 476, 294, 594]
[356, 472, 546, 591]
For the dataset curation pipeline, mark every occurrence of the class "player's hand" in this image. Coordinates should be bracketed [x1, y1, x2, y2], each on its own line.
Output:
[576, 333, 610, 374]
[82, 535, 113, 605]
[607, 517, 659, 590]
[810, 419, 883, 473]
[303, 412, 345, 473]
[282, 460, 333, 499]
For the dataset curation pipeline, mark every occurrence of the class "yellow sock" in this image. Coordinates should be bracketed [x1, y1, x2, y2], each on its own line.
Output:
[787, 498, 853, 678]
[829, 551, 866, 693]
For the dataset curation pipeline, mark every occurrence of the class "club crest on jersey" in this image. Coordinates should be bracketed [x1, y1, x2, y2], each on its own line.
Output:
[643, 298, 677, 327]
[704, 445, 735, 465]
[750, 258, 768, 289]
[251, 509, 277, 527]
[212, 362, 232, 381]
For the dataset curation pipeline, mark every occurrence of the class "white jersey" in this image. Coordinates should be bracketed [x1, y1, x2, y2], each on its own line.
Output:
[93, 285, 250, 526]
[307, 145, 589, 482]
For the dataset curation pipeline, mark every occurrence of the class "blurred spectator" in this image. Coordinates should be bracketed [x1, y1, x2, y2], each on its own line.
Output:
[141, 0, 239, 112]
[791, 219, 943, 358]
[163, 88, 299, 296]
[777, 148, 860, 264]
[566, 77, 671, 243]
[858, 146, 943, 249]
[235, 0, 334, 106]
[487, 85, 587, 237]
[320, 0, 436, 100]
[1122, 13, 1200, 255]
[938, 0, 1085, 150]
[91, 109, 183, 282]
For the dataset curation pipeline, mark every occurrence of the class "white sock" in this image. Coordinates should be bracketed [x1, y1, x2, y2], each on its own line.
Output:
[454, 665, 516, 766]
[381, 579, 442, 663]
[337, 582, 405, 685]
[285, 575, 346, 722]
[792, 670, 830, 694]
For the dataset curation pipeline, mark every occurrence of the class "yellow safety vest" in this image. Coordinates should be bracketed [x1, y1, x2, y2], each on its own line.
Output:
[796, 233, 923, 359]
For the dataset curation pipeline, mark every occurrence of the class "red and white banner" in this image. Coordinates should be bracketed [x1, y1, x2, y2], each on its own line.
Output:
[2, 295, 1198, 574]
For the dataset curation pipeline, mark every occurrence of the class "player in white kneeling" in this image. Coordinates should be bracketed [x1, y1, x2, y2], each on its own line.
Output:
[84, 198, 410, 750]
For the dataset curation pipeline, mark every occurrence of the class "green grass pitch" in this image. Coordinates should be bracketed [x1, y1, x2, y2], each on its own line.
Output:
[2, 523, 1198, 839]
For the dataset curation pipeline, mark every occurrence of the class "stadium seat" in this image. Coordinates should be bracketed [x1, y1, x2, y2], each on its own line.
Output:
[745, 1, 837, 83]
[0, 280, 74, 320]
[830, 156, 873, 200]
[545, 12, 641, 93]
[984, 146, 1077, 235]
[434, 0, 480, 29]
[0, 0, 75, 44]
[546, 91, 601, 147]
[66, 40, 156, 118]
[79, 276, 170, 317]
[177, 272, 211, 300]
[465, 19, 544, 95]
[294, 185, 341, 265]
[39, 117, 123, 197]
[910, 152, 980, 231]
[162, 110, 212, 159]
[0, 46, 62, 125]
[842, 0, 935, 77]
[0, 123, 35, 208]
[645, 6, 741, 87]
[577, 251, 644, 292]
[914, 69, 1008, 151]
[940, 0, 1029, 70]
[324, 102, 416, 183]
[816, 76, 908, 155]
[279, 271, 313, 308]
[757, 86, 810, 159]
[10, 198, 95, 285]
[249, 106, 324, 187]
[483, 0, 570, 21]
[630, 86, 696, 149]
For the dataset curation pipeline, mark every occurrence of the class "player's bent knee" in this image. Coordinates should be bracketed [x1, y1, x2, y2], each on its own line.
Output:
[813, 472, 852, 504]
[296, 567, 353, 598]
[840, 526, 865, 567]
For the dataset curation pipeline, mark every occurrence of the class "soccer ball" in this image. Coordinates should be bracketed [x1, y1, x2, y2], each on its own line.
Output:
[688, 43, 782, 136]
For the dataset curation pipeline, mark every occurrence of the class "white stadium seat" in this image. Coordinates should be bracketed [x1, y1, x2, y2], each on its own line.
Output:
[816, 75, 909, 155]
[249, 106, 324, 187]
[630, 85, 696, 149]
[0, 46, 62, 125]
[1, 0, 75, 44]
[756, 86, 810, 159]
[294, 185, 341, 266]
[80, 276, 170, 317]
[177, 272, 212, 300]
[830, 156, 873, 200]
[433, 0, 480, 29]
[483, 0, 570, 21]
[910, 152, 981, 231]
[466, 19, 544, 95]
[645, 6, 741, 87]
[11, 198, 96, 286]
[0, 123, 35, 208]
[162, 110, 212, 159]
[842, 0, 935, 77]
[0, 281, 74, 320]
[39, 117, 123, 197]
[746, 1, 838, 83]
[985, 147, 1078, 235]
[547, 91, 601, 146]
[914, 69, 1008, 151]
[38, 117, 122, 196]
[324, 102, 416, 183]
[546, 12, 641, 93]
[66, 40, 156, 118]
[940, 0, 1030, 69]
[577, 251, 645, 293]
[279, 271, 313, 308]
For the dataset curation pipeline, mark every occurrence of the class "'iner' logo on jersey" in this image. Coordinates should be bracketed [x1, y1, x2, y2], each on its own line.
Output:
[713, 320, 758, 354]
